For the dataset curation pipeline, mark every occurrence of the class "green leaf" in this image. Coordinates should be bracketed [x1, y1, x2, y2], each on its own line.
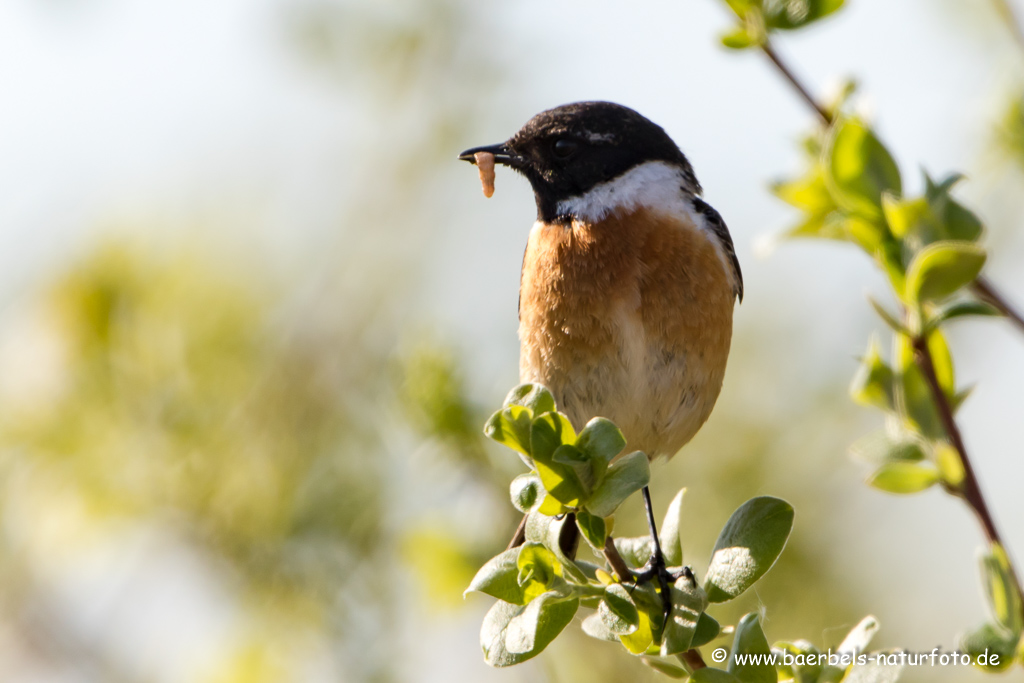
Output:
[773, 640, 823, 683]
[535, 457, 588, 507]
[960, 621, 1018, 671]
[866, 461, 939, 494]
[929, 299, 1001, 330]
[691, 669, 742, 683]
[867, 296, 906, 334]
[582, 612, 620, 642]
[926, 327, 955, 399]
[765, 0, 845, 30]
[924, 172, 984, 243]
[516, 543, 562, 597]
[484, 405, 533, 457]
[614, 535, 655, 569]
[524, 512, 588, 583]
[510, 473, 544, 513]
[850, 338, 895, 411]
[661, 577, 708, 656]
[827, 119, 902, 220]
[722, 26, 762, 49]
[553, 443, 599, 491]
[848, 430, 926, 466]
[504, 383, 555, 415]
[704, 497, 795, 603]
[641, 657, 689, 678]
[481, 594, 579, 666]
[935, 442, 965, 488]
[881, 193, 930, 239]
[575, 417, 627, 476]
[837, 615, 880, 656]
[599, 583, 640, 636]
[575, 509, 607, 550]
[728, 613, 778, 683]
[980, 543, 1024, 636]
[898, 362, 944, 440]
[466, 549, 529, 604]
[660, 488, 687, 566]
[691, 612, 722, 648]
[905, 241, 986, 305]
[530, 412, 576, 462]
[619, 598, 658, 655]
[586, 451, 651, 517]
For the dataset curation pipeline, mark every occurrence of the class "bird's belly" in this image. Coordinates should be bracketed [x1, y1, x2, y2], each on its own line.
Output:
[517, 208, 735, 460]
[519, 304, 726, 459]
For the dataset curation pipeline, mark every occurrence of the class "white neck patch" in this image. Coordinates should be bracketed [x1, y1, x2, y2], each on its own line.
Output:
[555, 160, 693, 224]
[554, 160, 740, 296]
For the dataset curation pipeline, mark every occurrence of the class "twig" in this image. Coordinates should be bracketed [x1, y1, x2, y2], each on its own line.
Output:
[761, 42, 833, 126]
[603, 535, 634, 582]
[761, 44, 1024, 338]
[755, 28, 1024, 620]
[972, 278, 1024, 336]
[679, 649, 708, 671]
[912, 334, 1024, 622]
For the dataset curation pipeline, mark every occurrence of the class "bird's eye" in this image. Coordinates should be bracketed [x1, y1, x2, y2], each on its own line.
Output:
[553, 139, 579, 159]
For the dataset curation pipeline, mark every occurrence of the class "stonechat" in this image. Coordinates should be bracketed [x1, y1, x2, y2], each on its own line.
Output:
[459, 102, 742, 604]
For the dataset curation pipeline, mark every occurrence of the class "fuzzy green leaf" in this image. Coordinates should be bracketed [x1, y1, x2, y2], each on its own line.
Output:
[466, 549, 528, 604]
[510, 473, 544, 514]
[728, 613, 778, 683]
[827, 119, 902, 220]
[661, 577, 708, 656]
[848, 430, 926, 466]
[599, 583, 640, 636]
[980, 544, 1024, 636]
[905, 241, 986, 305]
[530, 412, 576, 463]
[960, 621, 1018, 671]
[575, 509, 607, 550]
[866, 461, 939, 494]
[484, 405, 533, 456]
[614, 535, 655, 570]
[481, 594, 579, 666]
[504, 383, 556, 415]
[586, 451, 651, 517]
[692, 612, 722, 648]
[704, 497, 794, 603]
[575, 417, 627, 476]
[850, 339, 895, 411]
[660, 488, 687, 566]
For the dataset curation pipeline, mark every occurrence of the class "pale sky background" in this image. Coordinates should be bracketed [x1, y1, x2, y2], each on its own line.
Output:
[1, 0, 1024, 681]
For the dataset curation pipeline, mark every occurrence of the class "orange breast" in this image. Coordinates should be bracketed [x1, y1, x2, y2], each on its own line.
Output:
[518, 206, 735, 459]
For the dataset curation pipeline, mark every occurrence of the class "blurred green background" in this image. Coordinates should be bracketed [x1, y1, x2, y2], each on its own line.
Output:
[1, 0, 1024, 681]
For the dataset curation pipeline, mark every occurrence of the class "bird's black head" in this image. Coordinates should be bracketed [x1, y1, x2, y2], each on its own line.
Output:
[459, 101, 699, 222]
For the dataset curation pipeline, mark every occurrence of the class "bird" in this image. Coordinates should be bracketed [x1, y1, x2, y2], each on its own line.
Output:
[459, 101, 742, 604]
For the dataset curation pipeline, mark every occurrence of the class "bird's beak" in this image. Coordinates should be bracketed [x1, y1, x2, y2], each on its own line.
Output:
[458, 142, 516, 167]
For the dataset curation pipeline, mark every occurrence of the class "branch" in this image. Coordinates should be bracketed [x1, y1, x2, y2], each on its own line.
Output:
[911, 334, 1024, 621]
[971, 278, 1024, 336]
[761, 41, 833, 126]
[756, 30, 1024, 621]
[759, 41, 1024, 340]
[991, 0, 1024, 54]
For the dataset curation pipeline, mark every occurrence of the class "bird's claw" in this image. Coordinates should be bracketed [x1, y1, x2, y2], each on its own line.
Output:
[631, 556, 697, 627]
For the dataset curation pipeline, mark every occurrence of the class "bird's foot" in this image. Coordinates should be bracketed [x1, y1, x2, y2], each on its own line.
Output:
[631, 553, 696, 627]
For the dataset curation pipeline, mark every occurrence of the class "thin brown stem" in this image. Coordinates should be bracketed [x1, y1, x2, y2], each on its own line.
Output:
[912, 335, 1024, 620]
[603, 535, 633, 583]
[679, 649, 707, 671]
[761, 42, 833, 126]
[972, 277, 1024, 336]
